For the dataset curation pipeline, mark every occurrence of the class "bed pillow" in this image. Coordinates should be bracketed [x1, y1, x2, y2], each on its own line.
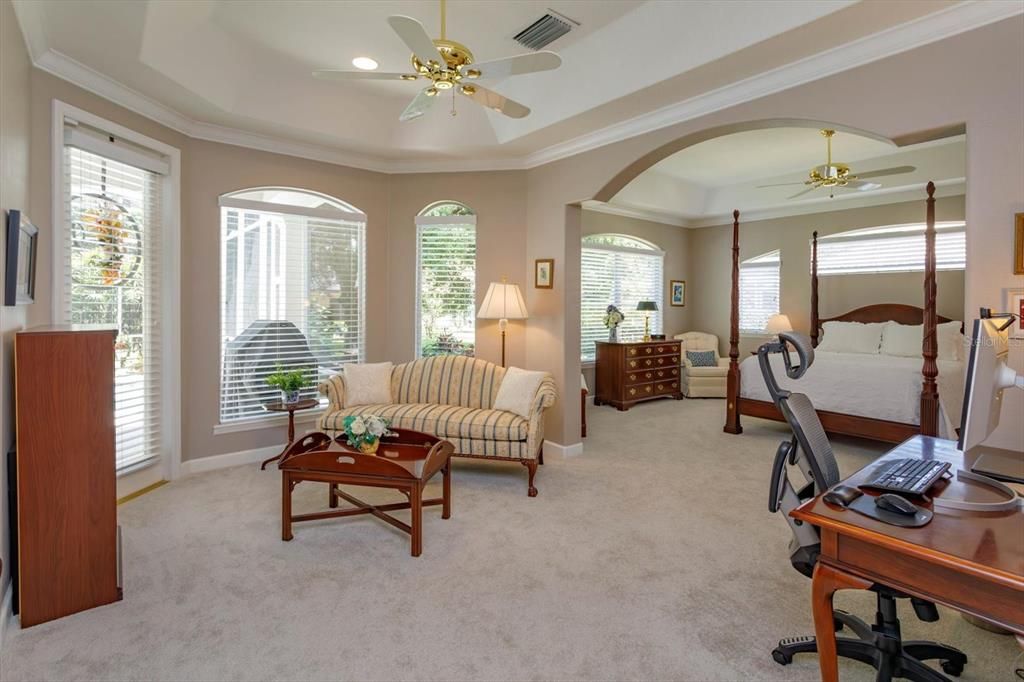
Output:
[686, 350, 718, 367]
[816, 321, 885, 354]
[494, 367, 547, 419]
[880, 321, 962, 361]
[342, 362, 393, 407]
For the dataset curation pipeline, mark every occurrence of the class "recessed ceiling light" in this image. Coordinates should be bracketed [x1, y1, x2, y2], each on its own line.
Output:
[352, 57, 378, 71]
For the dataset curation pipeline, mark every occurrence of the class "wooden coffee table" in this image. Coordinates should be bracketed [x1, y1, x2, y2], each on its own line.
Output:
[278, 428, 454, 557]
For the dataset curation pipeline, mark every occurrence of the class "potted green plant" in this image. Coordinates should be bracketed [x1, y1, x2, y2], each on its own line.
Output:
[265, 366, 309, 405]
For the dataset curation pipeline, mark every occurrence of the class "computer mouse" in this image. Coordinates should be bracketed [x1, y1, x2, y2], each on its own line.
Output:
[823, 484, 862, 508]
[875, 493, 918, 516]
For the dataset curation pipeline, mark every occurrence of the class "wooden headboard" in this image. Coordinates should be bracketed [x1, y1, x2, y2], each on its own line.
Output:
[818, 304, 961, 334]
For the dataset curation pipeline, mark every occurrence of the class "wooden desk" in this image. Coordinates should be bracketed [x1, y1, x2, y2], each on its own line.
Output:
[791, 435, 1024, 682]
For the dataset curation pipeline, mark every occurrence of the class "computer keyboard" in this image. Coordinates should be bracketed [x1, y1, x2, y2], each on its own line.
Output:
[861, 458, 952, 496]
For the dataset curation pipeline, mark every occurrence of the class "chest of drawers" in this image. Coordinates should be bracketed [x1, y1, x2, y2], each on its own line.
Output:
[593, 340, 683, 411]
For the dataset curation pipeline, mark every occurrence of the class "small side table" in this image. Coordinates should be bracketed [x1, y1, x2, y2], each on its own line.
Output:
[260, 398, 319, 470]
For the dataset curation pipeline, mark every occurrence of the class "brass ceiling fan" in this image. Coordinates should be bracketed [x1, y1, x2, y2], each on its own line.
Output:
[759, 129, 915, 199]
[313, 0, 562, 122]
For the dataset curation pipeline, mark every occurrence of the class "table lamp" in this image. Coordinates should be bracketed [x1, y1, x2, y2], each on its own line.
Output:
[477, 278, 528, 367]
[765, 313, 793, 340]
[636, 300, 658, 342]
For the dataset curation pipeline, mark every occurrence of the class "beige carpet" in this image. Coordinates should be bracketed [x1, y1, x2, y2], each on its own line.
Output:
[1, 400, 1019, 681]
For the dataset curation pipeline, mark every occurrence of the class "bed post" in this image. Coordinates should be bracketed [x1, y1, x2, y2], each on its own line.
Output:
[724, 209, 743, 434]
[920, 181, 939, 437]
[810, 230, 820, 348]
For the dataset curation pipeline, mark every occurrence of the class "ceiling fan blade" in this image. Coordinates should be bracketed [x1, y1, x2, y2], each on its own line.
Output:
[842, 180, 883, 191]
[313, 70, 418, 81]
[854, 165, 916, 180]
[756, 181, 808, 188]
[387, 15, 444, 68]
[788, 186, 818, 200]
[459, 85, 530, 118]
[400, 88, 437, 122]
[462, 51, 561, 80]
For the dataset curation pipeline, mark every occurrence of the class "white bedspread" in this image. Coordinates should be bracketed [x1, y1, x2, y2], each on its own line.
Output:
[739, 351, 965, 438]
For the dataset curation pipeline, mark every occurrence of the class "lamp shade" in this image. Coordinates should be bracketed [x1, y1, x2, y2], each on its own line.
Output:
[765, 313, 793, 334]
[636, 300, 659, 312]
[477, 282, 528, 320]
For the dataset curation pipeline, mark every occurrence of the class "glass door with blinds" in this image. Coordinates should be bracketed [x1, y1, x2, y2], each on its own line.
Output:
[218, 189, 366, 424]
[62, 128, 167, 475]
[416, 202, 476, 358]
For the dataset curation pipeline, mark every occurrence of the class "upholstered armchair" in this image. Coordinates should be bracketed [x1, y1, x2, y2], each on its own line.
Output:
[674, 331, 729, 398]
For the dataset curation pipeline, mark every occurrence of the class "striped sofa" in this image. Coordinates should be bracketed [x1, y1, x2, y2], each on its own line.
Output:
[318, 356, 558, 496]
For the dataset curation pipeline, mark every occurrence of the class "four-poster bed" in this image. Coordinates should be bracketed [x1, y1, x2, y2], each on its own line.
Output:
[724, 182, 962, 444]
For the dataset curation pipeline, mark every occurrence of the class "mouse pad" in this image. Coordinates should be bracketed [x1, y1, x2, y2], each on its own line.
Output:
[848, 495, 933, 527]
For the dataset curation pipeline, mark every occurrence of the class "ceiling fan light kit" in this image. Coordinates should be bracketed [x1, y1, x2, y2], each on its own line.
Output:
[313, 0, 562, 122]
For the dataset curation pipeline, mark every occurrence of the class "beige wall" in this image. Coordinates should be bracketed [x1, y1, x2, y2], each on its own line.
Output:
[688, 196, 966, 356]
[0, 0, 32, 597]
[525, 16, 1023, 450]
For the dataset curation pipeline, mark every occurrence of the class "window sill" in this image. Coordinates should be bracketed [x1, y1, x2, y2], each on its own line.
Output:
[213, 407, 327, 436]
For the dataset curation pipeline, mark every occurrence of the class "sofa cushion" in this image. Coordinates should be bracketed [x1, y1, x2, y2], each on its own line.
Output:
[390, 355, 505, 409]
[342, 362, 393, 407]
[321, 403, 529, 442]
[493, 367, 547, 418]
[686, 350, 717, 367]
[686, 364, 728, 377]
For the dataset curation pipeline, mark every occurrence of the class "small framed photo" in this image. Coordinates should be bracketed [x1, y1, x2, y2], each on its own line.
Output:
[1014, 213, 1023, 275]
[535, 258, 554, 289]
[5, 209, 38, 306]
[1006, 288, 1024, 339]
[670, 280, 686, 307]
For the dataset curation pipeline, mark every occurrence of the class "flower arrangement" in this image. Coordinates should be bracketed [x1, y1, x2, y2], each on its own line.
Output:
[603, 305, 625, 342]
[265, 365, 310, 404]
[341, 415, 397, 454]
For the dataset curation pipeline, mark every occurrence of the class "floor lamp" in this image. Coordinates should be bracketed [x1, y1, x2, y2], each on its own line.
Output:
[477, 279, 528, 367]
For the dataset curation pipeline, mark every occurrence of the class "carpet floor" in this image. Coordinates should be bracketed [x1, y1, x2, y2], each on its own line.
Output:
[1, 399, 1020, 681]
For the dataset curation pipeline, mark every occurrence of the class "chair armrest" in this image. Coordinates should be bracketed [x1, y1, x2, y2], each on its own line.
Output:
[683, 358, 694, 369]
[525, 375, 558, 459]
[318, 375, 345, 411]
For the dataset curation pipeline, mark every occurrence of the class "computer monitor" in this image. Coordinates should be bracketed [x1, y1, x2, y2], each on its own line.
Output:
[958, 316, 1024, 483]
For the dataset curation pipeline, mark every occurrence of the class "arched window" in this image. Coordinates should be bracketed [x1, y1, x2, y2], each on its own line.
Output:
[416, 201, 476, 357]
[218, 187, 367, 423]
[739, 250, 780, 333]
[580, 233, 664, 361]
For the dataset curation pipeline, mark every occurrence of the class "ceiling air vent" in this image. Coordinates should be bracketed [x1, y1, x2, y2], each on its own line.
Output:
[514, 11, 577, 51]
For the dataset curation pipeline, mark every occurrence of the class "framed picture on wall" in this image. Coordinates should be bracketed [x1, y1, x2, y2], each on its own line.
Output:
[1006, 288, 1024, 339]
[670, 280, 686, 307]
[5, 209, 38, 306]
[1014, 213, 1023, 275]
[535, 259, 554, 289]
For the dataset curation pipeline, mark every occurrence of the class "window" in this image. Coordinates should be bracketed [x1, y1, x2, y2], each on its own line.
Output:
[60, 115, 175, 474]
[416, 201, 476, 357]
[219, 188, 366, 423]
[739, 250, 781, 333]
[816, 222, 966, 275]
[580, 234, 664, 362]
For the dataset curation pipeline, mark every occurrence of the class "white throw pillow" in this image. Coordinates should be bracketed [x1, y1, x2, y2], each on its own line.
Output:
[816, 321, 885, 354]
[342, 362, 393, 407]
[493, 367, 547, 419]
[880, 321, 962, 360]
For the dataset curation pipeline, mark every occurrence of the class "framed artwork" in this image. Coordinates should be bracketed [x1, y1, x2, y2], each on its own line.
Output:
[535, 258, 554, 289]
[670, 279, 686, 307]
[1015, 213, 1023, 275]
[1006, 288, 1024, 339]
[5, 209, 38, 306]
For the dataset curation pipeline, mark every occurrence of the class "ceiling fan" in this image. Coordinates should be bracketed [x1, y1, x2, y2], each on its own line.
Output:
[758, 129, 915, 199]
[312, 0, 562, 122]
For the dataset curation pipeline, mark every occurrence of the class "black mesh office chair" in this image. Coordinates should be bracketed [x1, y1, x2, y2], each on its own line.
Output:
[763, 331, 967, 682]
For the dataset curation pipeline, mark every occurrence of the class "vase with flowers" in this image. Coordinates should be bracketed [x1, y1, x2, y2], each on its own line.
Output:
[603, 304, 625, 342]
[341, 415, 397, 455]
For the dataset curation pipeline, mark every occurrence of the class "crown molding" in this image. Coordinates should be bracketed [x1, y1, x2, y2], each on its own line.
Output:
[581, 201, 689, 227]
[19, 1, 1022, 175]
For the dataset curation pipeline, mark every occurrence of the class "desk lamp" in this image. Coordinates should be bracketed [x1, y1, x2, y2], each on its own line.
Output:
[636, 300, 658, 342]
[477, 278, 528, 367]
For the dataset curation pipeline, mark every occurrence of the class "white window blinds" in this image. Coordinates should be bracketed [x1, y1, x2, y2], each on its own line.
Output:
[416, 213, 477, 357]
[218, 192, 366, 423]
[64, 143, 164, 472]
[816, 222, 966, 275]
[580, 235, 664, 361]
[739, 250, 780, 333]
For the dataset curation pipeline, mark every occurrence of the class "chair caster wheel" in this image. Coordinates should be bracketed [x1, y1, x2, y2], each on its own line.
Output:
[941, 660, 964, 677]
[771, 649, 793, 666]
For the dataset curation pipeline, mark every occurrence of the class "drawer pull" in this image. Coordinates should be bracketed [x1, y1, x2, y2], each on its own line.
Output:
[629, 348, 637, 356]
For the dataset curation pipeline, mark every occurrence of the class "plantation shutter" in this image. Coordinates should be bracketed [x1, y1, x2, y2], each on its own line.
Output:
[816, 224, 966, 275]
[218, 196, 366, 423]
[739, 250, 780, 333]
[580, 244, 663, 361]
[63, 128, 166, 472]
[416, 214, 477, 357]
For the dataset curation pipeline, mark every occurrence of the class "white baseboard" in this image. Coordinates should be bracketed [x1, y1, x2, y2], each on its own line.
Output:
[544, 440, 584, 458]
[0, 579, 13, 652]
[180, 444, 281, 476]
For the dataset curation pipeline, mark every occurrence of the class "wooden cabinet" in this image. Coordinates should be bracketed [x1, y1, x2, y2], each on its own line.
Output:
[593, 340, 683, 411]
[14, 326, 121, 627]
